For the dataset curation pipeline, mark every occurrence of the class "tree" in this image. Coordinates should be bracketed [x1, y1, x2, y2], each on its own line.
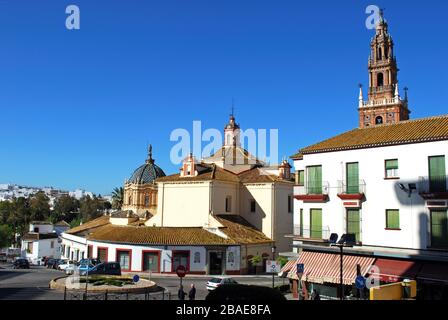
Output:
[79, 195, 104, 222]
[0, 224, 14, 248]
[0, 201, 13, 224]
[111, 187, 124, 210]
[29, 192, 50, 222]
[52, 195, 79, 223]
[8, 197, 31, 242]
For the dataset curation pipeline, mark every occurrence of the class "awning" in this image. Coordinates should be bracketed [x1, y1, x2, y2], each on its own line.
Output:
[369, 259, 421, 283]
[416, 263, 448, 284]
[281, 259, 297, 273]
[279, 259, 297, 277]
[287, 251, 375, 285]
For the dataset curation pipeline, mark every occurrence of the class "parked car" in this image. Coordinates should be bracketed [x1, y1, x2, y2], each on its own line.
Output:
[78, 258, 101, 266]
[46, 258, 58, 269]
[206, 277, 238, 291]
[13, 258, 30, 269]
[57, 260, 75, 271]
[80, 262, 121, 276]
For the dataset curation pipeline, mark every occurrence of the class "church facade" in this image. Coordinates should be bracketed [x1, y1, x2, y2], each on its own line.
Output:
[61, 115, 294, 275]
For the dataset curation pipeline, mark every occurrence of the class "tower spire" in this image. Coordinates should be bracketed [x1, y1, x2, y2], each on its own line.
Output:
[358, 11, 410, 128]
[146, 144, 154, 163]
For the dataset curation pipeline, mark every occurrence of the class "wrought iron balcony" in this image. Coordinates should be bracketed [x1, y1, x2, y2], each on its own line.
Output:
[418, 176, 448, 199]
[293, 225, 332, 241]
[337, 180, 366, 200]
[294, 182, 330, 202]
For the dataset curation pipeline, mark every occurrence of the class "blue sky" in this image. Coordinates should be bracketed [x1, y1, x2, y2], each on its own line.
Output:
[1, 0, 447, 195]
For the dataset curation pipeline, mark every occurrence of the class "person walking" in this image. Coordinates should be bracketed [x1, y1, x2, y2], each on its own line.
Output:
[178, 285, 186, 300]
[188, 283, 196, 300]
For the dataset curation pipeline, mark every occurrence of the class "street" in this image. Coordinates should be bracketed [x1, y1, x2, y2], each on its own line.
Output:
[0, 263, 287, 300]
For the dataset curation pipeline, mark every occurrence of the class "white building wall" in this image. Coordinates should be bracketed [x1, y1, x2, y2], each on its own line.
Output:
[293, 140, 448, 251]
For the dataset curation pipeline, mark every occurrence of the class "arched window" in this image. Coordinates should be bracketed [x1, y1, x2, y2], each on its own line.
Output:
[377, 73, 384, 87]
[375, 116, 384, 125]
[378, 47, 382, 60]
[194, 252, 200, 263]
[128, 196, 132, 205]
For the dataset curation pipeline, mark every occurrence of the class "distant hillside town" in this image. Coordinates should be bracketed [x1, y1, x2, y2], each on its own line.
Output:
[0, 183, 112, 206]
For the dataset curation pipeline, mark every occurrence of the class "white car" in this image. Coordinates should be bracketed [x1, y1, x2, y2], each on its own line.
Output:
[58, 260, 77, 273]
[206, 277, 238, 291]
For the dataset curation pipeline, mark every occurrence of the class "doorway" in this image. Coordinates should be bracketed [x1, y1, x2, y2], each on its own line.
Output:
[172, 251, 189, 272]
[142, 251, 160, 272]
[209, 251, 224, 275]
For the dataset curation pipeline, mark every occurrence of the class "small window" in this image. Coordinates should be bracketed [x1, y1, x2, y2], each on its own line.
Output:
[386, 209, 400, 229]
[288, 195, 293, 213]
[375, 116, 383, 125]
[296, 170, 305, 186]
[228, 252, 235, 263]
[194, 252, 200, 263]
[250, 199, 256, 213]
[144, 195, 150, 206]
[385, 159, 399, 178]
[225, 196, 232, 212]
[50, 241, 54, 249]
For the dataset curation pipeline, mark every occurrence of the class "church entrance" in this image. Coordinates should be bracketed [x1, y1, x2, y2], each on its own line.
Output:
[208, 251, 224, 275]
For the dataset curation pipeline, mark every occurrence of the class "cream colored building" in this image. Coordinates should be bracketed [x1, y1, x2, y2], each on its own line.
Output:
[61, 115, 293, 275]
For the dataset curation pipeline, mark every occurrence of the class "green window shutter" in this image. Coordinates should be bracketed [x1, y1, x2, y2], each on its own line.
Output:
[346, 163, 359, 194]
[299, 209, 303, 236]
[307, 166, 322, 194]
[298, 171, 305, 186]
[431, 210, 448, 247]
[385, 159, 398, 170]
[347, 209, 360, 243]
[386, 210, 400, 229]
[310, 209, 322, 238]
[429, 156, 446, 192]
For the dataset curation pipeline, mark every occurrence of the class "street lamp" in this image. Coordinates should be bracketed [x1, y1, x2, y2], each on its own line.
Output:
[271, 245, 276, 289]
[330, 233, 356, 301]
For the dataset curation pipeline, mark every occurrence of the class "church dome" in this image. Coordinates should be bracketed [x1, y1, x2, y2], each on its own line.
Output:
[127, 146, 166, 185]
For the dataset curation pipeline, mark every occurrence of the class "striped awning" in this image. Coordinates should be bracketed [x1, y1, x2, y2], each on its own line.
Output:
[287, 251, 375, 285]
[280, 259, 297, 274]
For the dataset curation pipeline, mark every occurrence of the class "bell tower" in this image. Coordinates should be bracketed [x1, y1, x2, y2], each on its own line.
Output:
[358, 10, 410, 128]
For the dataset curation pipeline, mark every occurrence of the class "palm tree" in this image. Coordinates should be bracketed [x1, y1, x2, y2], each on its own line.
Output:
[111, 187, 124, 210]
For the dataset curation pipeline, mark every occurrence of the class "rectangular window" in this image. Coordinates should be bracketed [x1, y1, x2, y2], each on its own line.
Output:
[310, 209, 322, 239]
[346, 162, 359, 194]
[225, 196, 232, 212]
[431, 210, 448, 248]
[296, 170, 305, 186]
[386, 209, 400, 229]
[116, 250, 131, 271]
[27, 242, 33, 254]
[288, 195, 293, 213]
[347, 209, 361, 243]
[385, 159, 399, 178]
[429, 156, 446, 192]
[250, 199, 256, 213]
[299, 209, 303, 237]
[307, 166, 322, 194]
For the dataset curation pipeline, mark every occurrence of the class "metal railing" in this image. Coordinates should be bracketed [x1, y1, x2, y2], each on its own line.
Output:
[337, 180, 366, 195]
[294, 181, 330, 196]
[293, 225, 331, 240]
[418, 176, 448, 193]
[63, 286, 171, 301]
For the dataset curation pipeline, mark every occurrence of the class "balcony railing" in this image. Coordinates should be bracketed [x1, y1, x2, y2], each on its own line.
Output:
[295, 181, 330, 196]
[418, 176, 448, 197]
[293, 225, 331, 240]
[338, 180, 366, 195]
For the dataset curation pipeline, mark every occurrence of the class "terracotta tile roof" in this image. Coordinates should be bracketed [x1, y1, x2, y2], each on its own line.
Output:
[87, 225, 236, 245]
[291, 115, 448, 157]
[22, 232, 59, 241]
[215, 215, 273, 245]
[238, 167, 294, 184]
[65, 215, 110, 235]
[156, 164, 240, 183]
